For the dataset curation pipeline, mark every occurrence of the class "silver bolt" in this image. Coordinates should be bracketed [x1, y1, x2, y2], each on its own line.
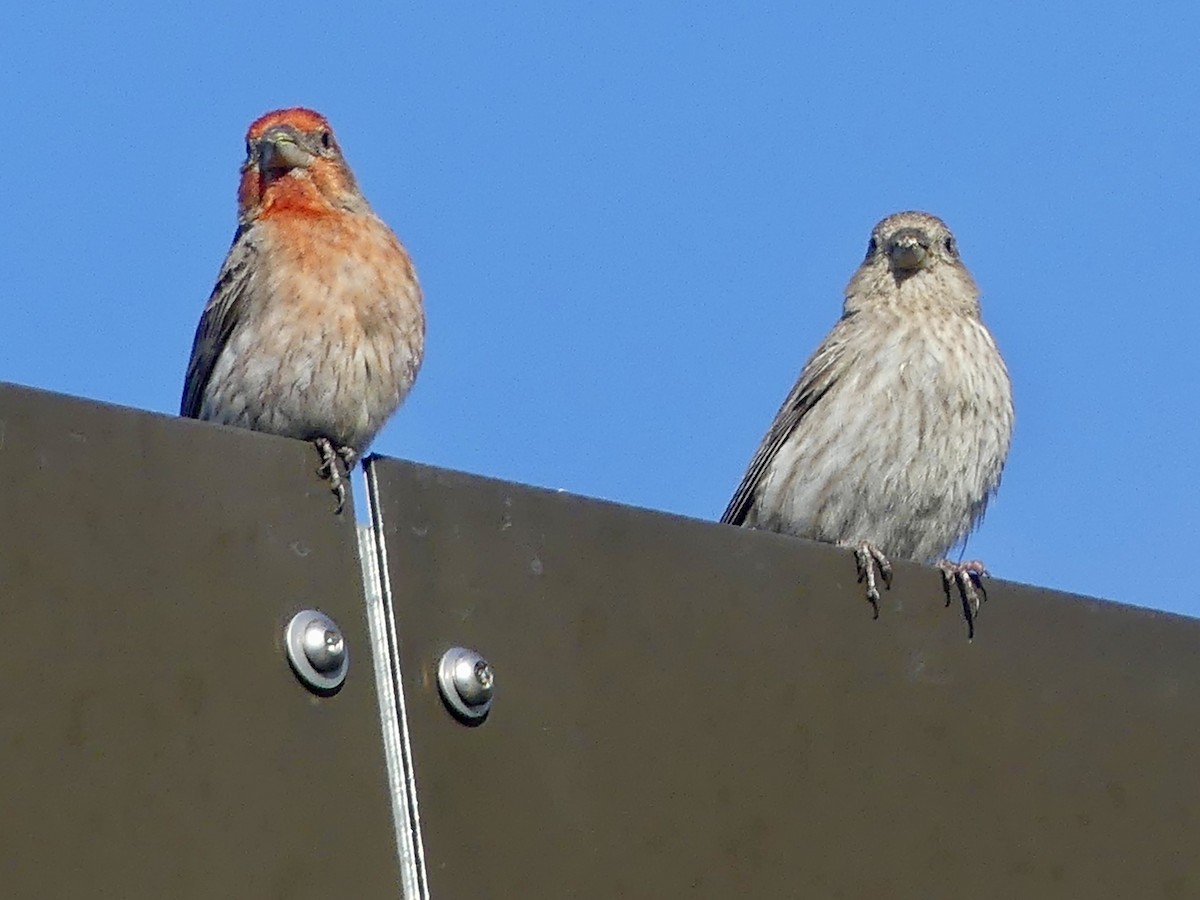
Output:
[286, 610, 349, 692]
[302, 622, 345, 672]
[438, 647, 494, 721]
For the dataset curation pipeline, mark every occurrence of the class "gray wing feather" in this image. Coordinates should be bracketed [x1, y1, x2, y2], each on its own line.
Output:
[180, 231, 254, 418]
[720, 323, 848, 525]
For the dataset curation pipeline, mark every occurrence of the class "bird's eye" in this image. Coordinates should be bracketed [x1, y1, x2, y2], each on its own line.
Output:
[320, 130, 333, 150]
[245, 139, 253, 158]
[944, 236, 957, 256]
[865, 237, 878, 259]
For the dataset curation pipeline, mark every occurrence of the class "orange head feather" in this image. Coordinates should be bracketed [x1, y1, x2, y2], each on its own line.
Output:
[236, 107, 366, 222]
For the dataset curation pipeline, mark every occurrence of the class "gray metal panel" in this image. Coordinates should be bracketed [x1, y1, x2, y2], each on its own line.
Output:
[0, 383, 400, 898]
[367, 456, 1200, 899]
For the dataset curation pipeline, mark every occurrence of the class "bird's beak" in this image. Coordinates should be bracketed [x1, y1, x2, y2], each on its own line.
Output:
[888, 229, 929, 272]
[258, 128, 315, 172]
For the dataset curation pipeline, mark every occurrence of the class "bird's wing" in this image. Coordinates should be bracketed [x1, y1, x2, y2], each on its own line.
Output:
[719, 322, 850, 526]
[180, 230, 255, 418]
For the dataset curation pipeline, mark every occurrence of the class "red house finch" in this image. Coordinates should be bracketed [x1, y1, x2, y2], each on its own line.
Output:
[181, 108, 424, 512]
[721, 212, 1013, 636]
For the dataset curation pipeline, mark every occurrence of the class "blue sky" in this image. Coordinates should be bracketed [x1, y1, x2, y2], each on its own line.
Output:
[3, 3, 1198, 615]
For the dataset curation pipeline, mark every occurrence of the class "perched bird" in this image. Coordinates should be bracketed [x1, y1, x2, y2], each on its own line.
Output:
[721, 211, 1013, 636]
[181, 107, 424, 512]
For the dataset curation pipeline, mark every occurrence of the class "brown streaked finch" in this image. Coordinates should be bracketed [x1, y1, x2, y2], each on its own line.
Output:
[181, 107, 425, 513]
[721, 211, 1013, 637]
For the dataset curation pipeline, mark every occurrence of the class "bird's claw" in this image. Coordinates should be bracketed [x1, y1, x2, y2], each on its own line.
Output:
[850, 541, 892, 618]
[314, 438, 349, 515]
[939, 559, 989, 639]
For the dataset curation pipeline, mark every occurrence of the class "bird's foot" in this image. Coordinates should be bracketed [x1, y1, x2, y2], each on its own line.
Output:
[313, 437, 350, 515]
[846, 541, 892, 619]
[939, 559, 989, 639]
[337, 446, 359, 473]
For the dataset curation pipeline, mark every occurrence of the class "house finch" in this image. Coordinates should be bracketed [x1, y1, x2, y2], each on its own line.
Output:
[181, 107, 424, 513]
[721, 211, 1013, 637]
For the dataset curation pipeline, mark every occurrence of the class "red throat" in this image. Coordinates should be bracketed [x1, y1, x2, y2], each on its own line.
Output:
[238, 162, 355, 221]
